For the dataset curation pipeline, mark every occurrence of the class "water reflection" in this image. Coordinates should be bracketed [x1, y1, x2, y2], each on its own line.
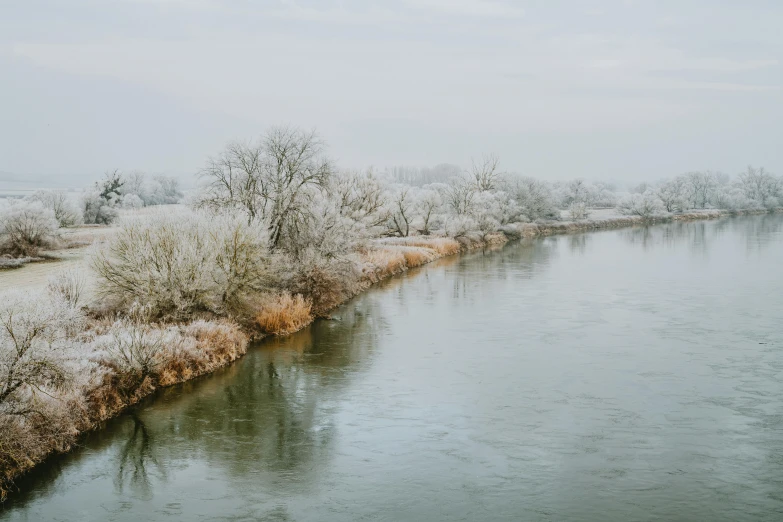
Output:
[4, 215, 783, 521]
[114, 414, 165, 499]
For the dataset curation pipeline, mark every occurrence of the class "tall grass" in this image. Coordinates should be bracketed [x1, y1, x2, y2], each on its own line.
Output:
[255, 292, 313, 335]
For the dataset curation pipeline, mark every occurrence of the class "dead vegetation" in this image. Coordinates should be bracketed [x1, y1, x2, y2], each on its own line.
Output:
[255, 292, 313, 335]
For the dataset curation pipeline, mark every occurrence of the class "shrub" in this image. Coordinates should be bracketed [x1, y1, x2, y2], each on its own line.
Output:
[28, 191, 83, 227]
[255, 292, 313, 335]
[47, 267, 87, 306]
[82, 191, 120, 225]
[617, 192, 664, 218]
[92, 210, 274, 319]
[568, 202, 590, 220]
[97, 308, 180, 385]
[0, 201, 59, 257]
[445, 215, 478, 239]
[288, 249, 360, 316]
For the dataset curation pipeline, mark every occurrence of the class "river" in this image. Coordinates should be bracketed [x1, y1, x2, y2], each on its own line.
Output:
[3, 215, 783, 521]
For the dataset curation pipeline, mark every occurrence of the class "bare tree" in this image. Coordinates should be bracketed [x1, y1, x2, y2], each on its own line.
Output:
[560, 179, 595, 208]
[387, 186, 414, 237]
[445, 178, 476, 216]
[415, 188, 442, 235]
[617, 192, 663, 218]
[469, 154, 501, 192]
[0, 291, 83, 417]
[28, 191, 82, 227]
[197, 127, 333, 250]
[738, 166, 781, 209]
[656, 177, 688, 212]
[685, 171, 718, 209]
[329, 170, 388, 228]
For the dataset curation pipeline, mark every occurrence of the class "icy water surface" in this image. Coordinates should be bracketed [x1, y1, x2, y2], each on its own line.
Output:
[3, 215, 783, 521]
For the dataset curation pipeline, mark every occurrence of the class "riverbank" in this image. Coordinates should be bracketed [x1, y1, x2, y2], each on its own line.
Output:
[0, 207, 776, 500]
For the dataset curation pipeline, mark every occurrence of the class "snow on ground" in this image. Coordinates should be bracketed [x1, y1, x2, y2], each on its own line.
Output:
[0, 204, 187, 293]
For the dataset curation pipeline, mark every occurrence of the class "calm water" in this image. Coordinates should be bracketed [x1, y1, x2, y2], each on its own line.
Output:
[3, 215, 783, 521]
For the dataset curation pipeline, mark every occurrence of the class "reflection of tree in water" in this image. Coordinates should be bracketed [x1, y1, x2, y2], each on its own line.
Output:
[734, 214, 783, 253]
[618, 215, 783, 255]
[620, 220, 712, 253]
[450, 239, 557, 302]
[567, 234, 589, 254]
[114, 299, 385, 492]
[114, 413, 165, 499]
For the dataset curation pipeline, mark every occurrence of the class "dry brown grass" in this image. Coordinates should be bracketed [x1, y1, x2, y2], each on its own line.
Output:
[255, 292, 313, 335]
[375, 236, 461, 256]
[361, 247, 407, 281]
[398, 246, 438, 267]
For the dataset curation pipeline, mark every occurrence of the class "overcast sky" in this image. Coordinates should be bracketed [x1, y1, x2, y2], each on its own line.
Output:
[1, 0, 781, 189]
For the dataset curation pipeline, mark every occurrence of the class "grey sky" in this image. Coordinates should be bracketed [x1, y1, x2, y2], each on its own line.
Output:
[1, 0, 781, 189]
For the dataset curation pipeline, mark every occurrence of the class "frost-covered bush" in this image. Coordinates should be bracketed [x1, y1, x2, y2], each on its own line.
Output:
[0, 201, 59, 256]
[28, 190, 82, 227]
[95, 306, 180, 382]
[617, 192, 664, 218]
[92, 210, 274, 319]
[83, 171, 124, 225]
[0, 290, 85, 416]
[568, 202, 590, 220]
[557, 179, 595, 208]
[287, 248, 361, 316]
[82, 191, 120, 225]
[711, 185, 756, 211]
[503, 177, 559, 221]
[120, 193, 144, 209]
[146, 175, 184, 205]
[276, 188, 370, 261]
[445, 215, 478, 239]
[47, 267, 87, 306]
[111, 171, 184, 208]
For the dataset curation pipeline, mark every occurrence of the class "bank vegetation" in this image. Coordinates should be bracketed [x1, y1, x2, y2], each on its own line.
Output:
[2, 126, 782, 499]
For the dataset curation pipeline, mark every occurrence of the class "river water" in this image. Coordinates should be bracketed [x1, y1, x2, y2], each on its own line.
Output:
[3, 215, 783, 521]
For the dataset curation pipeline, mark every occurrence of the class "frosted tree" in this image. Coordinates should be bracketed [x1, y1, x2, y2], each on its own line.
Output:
[0, 290, 84, 416]
[197, 126, 333, 249]
[28, 191, 82, 227]
[386, 185, 415, 237]
[469, 154, 501, 192]
[737, 166, 781, 209]
[656, 177, 689, 212]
